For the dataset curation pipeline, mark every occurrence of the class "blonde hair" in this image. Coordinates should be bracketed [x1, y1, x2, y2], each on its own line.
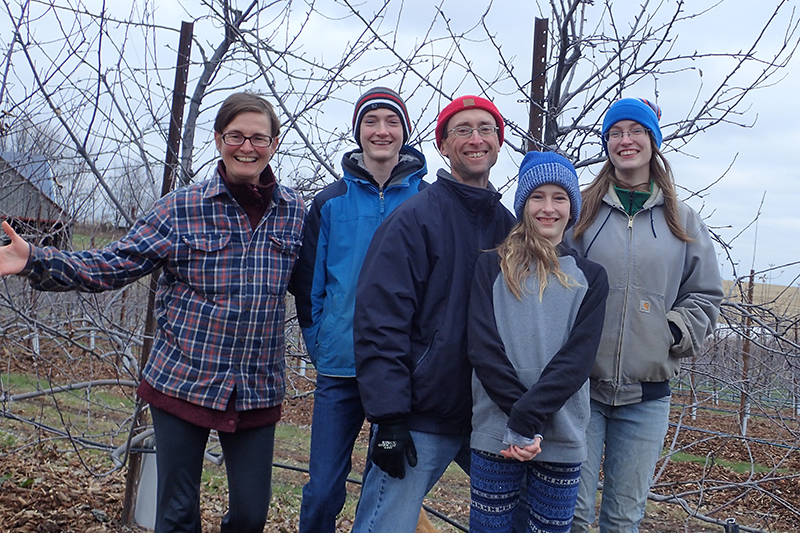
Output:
[573, 136, 690, 242]
[498, 208, 574, 300]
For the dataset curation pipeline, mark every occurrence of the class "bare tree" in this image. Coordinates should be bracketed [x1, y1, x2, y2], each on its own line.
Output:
[1, 0, 799, 530]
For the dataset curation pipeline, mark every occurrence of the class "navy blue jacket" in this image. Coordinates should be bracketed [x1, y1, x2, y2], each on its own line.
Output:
[293, 146, 427, 376]
[354, 170, 516, 435]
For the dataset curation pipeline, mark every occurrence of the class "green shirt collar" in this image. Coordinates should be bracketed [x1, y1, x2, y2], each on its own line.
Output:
[614, 181, 653, 215]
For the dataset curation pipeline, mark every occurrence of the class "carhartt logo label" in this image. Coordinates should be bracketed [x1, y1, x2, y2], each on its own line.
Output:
[640, 300, 651, 313]
[463, 98, 475, 107]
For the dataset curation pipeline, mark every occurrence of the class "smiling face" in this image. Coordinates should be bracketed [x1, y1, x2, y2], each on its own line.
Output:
[606, 119, 652, 188]
[525, 184, 571, 245]
[214, 111, 278, 186]
[438, 109, 500, 188]
[359, 108, 403, 168]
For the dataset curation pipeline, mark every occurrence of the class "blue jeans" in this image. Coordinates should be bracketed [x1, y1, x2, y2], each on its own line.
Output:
[352, 430, 470, 533]
[571, 397, 670, 533]
[470, 450, 581, 533]
[150, 406, 275, 533]
[299, 375, 366, 533]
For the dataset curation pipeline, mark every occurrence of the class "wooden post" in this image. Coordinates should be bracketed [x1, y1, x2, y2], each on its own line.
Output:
[121, 20, 194, 525]
[527, 18, 548, 152]
[795, 323, 799, 416]
[739, 270, 755, 436]
[690, 355, 697, 421]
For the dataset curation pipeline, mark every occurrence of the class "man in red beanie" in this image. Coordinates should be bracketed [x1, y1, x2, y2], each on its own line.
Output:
[352, 95, 516, 533]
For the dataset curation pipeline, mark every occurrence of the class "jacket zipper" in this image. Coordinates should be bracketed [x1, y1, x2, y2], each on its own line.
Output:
[614, 207, 638, 402]
[378, 180, 409, 218]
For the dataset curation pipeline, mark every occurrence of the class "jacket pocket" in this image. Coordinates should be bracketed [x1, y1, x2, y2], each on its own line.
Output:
[622, 289, 673, 381]
[412, 329, 438, 372]
[540, 384, 590, 447]
[268, 233, 302, 258]
[264, 232, 303, 294]
[173, 232, 232, 295]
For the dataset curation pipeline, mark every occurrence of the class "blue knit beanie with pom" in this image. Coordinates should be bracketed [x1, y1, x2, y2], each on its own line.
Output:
[514, 151, 581, 228]
[601, 98, 662, 154]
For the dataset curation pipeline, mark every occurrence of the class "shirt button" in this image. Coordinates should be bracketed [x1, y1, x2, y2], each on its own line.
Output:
[228, 419, 235, 427]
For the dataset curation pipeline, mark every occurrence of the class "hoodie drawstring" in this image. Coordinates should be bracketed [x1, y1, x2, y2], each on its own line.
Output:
[649, 209, 657, 238]
[584, 208, 614, 258]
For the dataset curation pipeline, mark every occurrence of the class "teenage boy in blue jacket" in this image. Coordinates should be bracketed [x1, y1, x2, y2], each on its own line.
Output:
[352, 95, 516, 533]
[292, 87, 427, 533]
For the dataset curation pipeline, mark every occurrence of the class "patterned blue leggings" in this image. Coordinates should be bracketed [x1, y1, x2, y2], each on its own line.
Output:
[470, 450, 581, 533]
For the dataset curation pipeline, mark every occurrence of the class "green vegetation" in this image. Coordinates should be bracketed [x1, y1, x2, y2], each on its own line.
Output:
[71, 232, 113, 250]
[275, 422, 310, 453]
[3, 372, 134, 411]
[200, 463, 227, 494]
[1, 372, 138, 454]
[2, 372, 53, 390]
[0, 430, 19, 449]
[668, 450, 779, 474]
[71, 225, 127, 250]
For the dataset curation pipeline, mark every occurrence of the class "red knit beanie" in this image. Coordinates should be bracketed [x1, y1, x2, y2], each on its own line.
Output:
[435, 95, 505, 149]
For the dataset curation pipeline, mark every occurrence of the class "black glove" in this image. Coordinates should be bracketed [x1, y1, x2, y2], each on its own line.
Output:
[371, 419, 417, 479]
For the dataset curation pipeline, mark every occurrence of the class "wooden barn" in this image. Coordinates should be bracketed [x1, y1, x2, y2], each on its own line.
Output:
[0, 151, 71, 248]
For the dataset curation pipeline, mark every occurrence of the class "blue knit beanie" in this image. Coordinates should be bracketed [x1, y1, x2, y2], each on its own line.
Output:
[514, 151, 581, 228]
[601, 98, 662, 154]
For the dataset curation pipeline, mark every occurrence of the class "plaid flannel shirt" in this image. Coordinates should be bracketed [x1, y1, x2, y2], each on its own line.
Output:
[22, 171, 305, 411]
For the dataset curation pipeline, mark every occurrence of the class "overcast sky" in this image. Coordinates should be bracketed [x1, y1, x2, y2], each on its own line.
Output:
[352, 0, 800, 285]
[296, 0, 800, 285]
[8, 0, 800, 285]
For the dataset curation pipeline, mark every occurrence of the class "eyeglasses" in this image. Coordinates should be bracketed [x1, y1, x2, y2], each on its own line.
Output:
[603, 127, 650, 142]
[447, 125, 499, 138]
[221, 132, 274, 148]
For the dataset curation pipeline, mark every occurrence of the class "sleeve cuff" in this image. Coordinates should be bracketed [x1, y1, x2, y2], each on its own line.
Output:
[502, 427, 542, 447]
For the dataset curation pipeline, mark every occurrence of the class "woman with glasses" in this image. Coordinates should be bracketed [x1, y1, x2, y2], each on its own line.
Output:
[0, 92, 305, 532]
[567, 98, 723, 533]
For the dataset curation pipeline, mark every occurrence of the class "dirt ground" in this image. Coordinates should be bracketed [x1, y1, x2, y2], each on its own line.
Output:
[1, 366, 798, 533]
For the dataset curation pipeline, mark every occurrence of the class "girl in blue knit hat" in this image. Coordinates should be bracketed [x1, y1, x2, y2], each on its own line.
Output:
[467, 151, 609, 533]
[567, 98, 723, 532]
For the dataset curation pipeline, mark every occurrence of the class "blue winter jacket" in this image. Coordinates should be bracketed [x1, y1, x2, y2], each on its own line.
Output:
[293, 146, 427, 376]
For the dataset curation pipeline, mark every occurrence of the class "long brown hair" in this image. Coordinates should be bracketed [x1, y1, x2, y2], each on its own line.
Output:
[572, 136, 691, 242]
[498, 207, 574, 300]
